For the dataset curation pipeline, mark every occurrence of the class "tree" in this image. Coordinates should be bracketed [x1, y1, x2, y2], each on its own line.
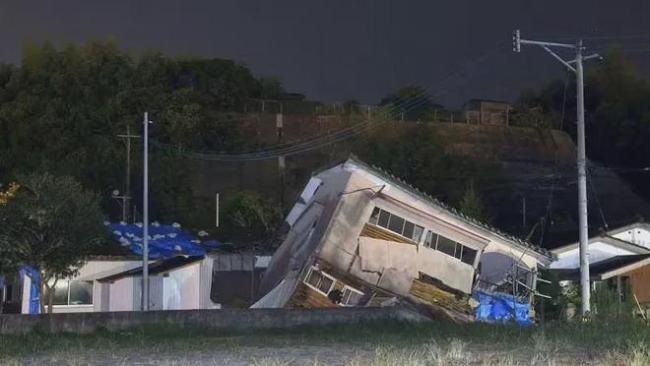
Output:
[379, 85, 443, 121]
[458, 181, 489, 223]
[0, 173, 107, 313]
[223, 191, 282, 243]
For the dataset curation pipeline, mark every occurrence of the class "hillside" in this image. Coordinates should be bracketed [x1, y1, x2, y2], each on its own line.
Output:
[187, 117, 650, 249]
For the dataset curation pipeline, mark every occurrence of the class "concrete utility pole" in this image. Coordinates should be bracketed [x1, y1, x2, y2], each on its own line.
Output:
[513, 30, 601, 316]
[142, 112, 151, 311]
[117, 123, 140, 222]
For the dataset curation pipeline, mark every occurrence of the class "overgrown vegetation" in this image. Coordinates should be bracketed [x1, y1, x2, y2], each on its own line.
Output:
[2, 319, 650, 364]
[354, 121, 500, 218]
[518, 50, 650, 205]
[0, 40, 282, 233]
[0, 173, 107, 313]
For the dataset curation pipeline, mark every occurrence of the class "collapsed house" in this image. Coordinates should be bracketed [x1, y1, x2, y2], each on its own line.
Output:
[254, 156, 553, 321]
[550, 222, 650, 307]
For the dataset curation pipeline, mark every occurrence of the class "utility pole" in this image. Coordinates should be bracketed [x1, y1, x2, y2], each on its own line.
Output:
[117, 123, 140, 222]
[513, 30, 601, 316]
[142, 112, 151, 311]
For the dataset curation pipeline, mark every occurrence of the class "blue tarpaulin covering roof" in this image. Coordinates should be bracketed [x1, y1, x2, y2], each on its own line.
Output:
[474, 290, 533, 326]
[108, 222, 220, 259]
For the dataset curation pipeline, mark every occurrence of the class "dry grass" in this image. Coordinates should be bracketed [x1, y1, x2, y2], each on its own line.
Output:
[2, 319, 650, 365]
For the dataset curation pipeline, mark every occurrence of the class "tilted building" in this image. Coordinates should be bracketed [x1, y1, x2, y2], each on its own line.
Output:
[254, 156, 552, 320]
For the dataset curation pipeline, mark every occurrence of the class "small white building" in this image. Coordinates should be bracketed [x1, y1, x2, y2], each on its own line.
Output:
[20, 257, 142, 314]
[97, 256, 217, 311]
[550, 222, 650, 270]
[10, 254, 272, 314]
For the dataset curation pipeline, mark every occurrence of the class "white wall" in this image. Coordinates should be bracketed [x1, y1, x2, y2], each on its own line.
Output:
[109, 277, 136, 312]
[162, 263, 201, 310]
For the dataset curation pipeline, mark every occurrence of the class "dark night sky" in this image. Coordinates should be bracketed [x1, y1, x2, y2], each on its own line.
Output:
[2, 1, 650, 107]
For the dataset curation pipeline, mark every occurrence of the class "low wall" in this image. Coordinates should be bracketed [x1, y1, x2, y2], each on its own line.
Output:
[0, 307, 422, 335]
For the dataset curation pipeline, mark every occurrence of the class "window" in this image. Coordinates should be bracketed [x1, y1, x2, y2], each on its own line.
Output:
[436, 235, 457, 257]
[48, 280, 93, 306]
[387, 215, 405, 234]
[461, 247, 477, 265]
[369, 207, 380, 225]
[304, 267, 336, 295]
[368, 207, 424, 242]
[340, 286, 364, 306]
[423, 230, 479, 266]
[424, 231, 438, 248]
[69, 281, 93, 305]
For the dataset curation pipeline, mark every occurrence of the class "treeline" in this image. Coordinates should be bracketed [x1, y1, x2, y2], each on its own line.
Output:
[0, 40, 290, 232]
[518, 51, 650, 203]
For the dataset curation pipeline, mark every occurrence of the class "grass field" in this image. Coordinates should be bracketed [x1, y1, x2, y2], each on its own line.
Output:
[1, 318, 650, 365]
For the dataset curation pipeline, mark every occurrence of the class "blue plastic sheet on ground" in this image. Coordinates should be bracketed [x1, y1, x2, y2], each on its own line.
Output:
[474, 290, 533, 326]
[18, 265, 41, 314]
[108, 222, 222, 259]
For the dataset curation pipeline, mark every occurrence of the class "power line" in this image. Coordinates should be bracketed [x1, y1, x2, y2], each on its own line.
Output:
[151, 44, 510, 161]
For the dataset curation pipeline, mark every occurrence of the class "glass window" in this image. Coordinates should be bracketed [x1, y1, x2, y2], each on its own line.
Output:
[317, 275, 334, 294]
[377, 209, 390, 228]
[437, 236, 457, 257]
[461, 247, 477, 265]
[454, 245, 463, 260]
[306, 269, 321, 287]
[340, 287, 364, 306]
[369, 207, 380, 225]
[413, 225, 424, 242]
[387, 214, 405, 234]
[305, 267, 335, 295]
[424, 231, 437, 248]
[403, 221, 415, 240]
[69, 281, 93, 305]
[52, 281, 69, 306]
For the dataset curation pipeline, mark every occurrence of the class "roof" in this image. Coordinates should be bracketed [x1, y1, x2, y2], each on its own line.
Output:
[552, 222, 650, 254]
[98, 256, 204, 282]
[555, 254, 650, 281]
[552, 234, 650, 255]
[336, 155, 552, 260]
[605, 221, 650, 237]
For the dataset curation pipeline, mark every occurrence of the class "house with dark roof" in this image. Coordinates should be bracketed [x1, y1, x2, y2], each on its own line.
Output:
[253, 156, 553, 321]
[550, 222, 650, 306]
[5, 253, 273, 314]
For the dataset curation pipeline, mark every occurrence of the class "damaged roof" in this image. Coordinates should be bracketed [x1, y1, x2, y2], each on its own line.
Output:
[334, 155, 552, 259]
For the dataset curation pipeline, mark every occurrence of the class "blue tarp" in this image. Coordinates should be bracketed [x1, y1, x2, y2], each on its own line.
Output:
[18, 265, 40, 314]
[474, 290, 533, 326]
[108, 222, 221, 259]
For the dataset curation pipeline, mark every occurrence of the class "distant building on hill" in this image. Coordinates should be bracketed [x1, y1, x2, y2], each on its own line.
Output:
[464, 99, 511, 125]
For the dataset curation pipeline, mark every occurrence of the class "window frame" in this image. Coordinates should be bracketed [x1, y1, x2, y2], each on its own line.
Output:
[303, 266, 337, 296]
[339, 285, 364, 307]
[421, 229, 480, 267]
[49, 279, 94, 307]
[368, 207, 424, 243]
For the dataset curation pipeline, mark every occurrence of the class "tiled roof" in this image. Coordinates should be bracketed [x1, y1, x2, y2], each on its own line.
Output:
[345, 154, 553, 259]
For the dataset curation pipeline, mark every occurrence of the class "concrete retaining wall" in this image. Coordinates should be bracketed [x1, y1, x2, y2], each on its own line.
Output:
[0, 307, 420, 335]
